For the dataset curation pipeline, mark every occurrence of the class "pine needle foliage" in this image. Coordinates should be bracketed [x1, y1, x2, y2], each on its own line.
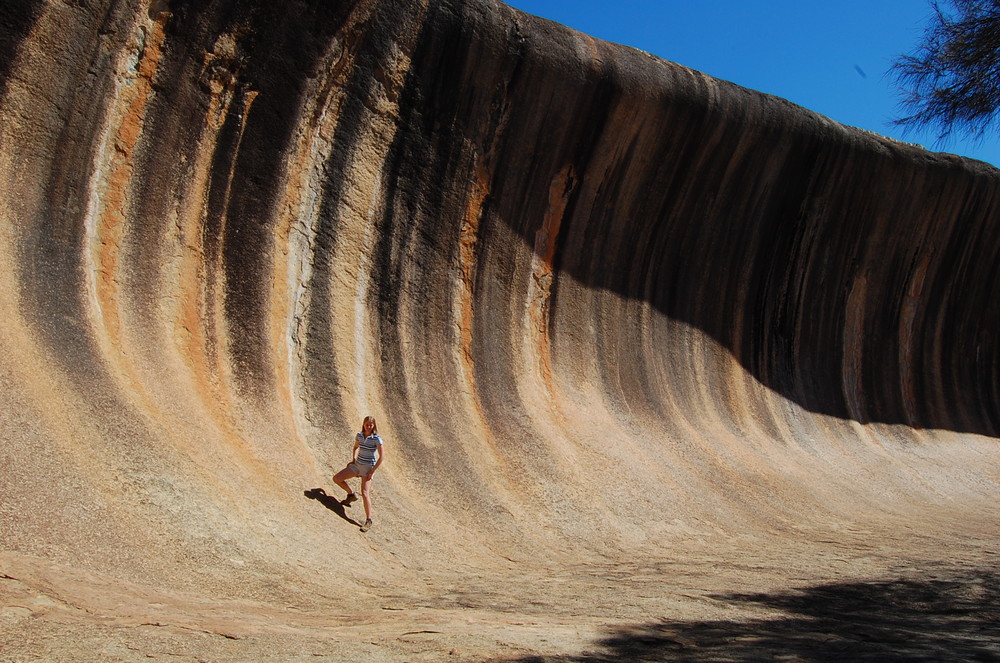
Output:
[893, 0, 1000, 141]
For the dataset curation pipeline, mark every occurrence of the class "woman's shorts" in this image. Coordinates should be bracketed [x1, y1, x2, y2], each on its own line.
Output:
[347, 462, 375, 477]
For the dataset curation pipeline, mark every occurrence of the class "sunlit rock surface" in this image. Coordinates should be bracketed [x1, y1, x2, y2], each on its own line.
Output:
[1, 0, 998, 659]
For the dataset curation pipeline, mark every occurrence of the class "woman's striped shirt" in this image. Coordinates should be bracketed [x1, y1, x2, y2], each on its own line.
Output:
[355, 432, 383, 466]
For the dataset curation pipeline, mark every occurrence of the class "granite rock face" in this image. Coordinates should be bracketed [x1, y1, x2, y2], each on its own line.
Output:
[1, 0, 999, 613]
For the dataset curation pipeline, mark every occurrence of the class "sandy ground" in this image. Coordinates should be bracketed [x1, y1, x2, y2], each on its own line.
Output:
[3, 516, 998, 662]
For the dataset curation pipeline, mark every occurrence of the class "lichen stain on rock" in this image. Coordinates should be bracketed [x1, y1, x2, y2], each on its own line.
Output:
[899, 252, 931, 426]
[91, 13, 169, 344]
[84, 9, 172, 427]
[528, 163, 575, 395]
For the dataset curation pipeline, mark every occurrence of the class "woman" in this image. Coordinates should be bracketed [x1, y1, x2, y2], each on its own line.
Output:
[332, 415, 384, 532]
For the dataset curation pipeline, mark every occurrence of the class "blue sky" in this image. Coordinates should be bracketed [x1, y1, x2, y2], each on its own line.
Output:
[504, 0, 1000, 167]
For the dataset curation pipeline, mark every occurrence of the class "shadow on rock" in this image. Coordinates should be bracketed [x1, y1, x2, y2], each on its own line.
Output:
[304, 488, 361, 527]
[504, 568, 1000, 662]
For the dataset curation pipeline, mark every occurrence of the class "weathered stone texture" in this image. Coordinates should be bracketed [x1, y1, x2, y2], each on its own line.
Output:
[1, 1, 999, 655]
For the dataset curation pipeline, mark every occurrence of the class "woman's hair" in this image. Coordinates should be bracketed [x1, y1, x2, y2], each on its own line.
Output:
[361, 415, 378, 435]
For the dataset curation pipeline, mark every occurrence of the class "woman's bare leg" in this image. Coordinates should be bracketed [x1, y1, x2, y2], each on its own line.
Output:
[333, 467, 358, 496]
[360, 474, 373, 521]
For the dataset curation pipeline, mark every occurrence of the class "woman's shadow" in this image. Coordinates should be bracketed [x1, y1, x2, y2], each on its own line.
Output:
[304, 488, 362, 527]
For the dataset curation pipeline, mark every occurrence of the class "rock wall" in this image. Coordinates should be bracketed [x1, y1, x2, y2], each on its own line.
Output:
[2, 0, 999, 596]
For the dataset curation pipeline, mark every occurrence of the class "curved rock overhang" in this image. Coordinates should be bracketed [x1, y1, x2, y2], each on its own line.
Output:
[1, 0, 999, 621]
